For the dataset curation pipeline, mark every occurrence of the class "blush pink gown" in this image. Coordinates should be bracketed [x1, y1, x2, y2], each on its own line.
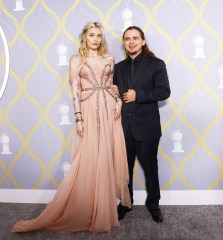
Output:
[12, 54, 131, 233]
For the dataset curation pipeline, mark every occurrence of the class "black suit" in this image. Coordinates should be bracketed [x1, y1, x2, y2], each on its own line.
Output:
[114, 53, 170, 209]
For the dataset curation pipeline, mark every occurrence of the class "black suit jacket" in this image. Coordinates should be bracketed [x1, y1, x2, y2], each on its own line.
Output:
[113, 54, 170, 141]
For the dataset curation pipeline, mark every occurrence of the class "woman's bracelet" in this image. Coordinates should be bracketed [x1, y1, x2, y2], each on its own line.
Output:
[76, 118, 83, 123]
[75, 112, 81, 115]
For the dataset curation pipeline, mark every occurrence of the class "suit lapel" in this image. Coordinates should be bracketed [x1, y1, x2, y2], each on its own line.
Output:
[122, 60, 128, 90]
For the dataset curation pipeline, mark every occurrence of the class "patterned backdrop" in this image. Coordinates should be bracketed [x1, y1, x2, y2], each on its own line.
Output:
[0, 0, 223, 193]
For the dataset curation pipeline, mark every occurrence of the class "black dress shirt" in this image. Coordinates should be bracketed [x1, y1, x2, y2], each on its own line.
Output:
[126, 52, 144, 88]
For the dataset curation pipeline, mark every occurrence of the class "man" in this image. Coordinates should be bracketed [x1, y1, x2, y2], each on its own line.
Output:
[113, 26, 170, 223]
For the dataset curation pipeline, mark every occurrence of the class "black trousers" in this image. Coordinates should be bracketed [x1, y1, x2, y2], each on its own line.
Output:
[125, 127, 161, 210]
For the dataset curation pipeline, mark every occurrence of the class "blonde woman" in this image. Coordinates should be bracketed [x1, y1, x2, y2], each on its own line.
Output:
[12, 22, 130, 233]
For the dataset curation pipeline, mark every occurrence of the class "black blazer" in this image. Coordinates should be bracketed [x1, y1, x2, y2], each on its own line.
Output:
[113, 54, 170, 141]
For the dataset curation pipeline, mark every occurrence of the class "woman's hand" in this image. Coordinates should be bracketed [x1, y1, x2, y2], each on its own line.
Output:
[76, 121, 84, 136]
[75, 113, 84, 136]
[113, 98, 122, 120]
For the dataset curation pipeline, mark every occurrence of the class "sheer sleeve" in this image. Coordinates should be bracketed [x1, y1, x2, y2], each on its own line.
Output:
[69, 55, 83, 114]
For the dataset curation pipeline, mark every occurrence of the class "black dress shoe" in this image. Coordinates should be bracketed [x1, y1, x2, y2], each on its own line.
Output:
[149, 208, 163, 223]
[117, 203, 132, 220]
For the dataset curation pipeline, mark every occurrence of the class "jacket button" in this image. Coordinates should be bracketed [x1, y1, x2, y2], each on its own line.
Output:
[128, 113, 131, 116]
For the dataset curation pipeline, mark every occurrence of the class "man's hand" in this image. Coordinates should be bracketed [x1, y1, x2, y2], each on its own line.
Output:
[123, 89, 136, 103]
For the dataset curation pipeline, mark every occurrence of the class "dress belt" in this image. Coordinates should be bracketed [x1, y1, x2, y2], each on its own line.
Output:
[81, 86, 111, 91]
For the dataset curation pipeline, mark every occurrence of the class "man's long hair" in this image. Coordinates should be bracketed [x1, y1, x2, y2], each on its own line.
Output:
[123, 26, 156, 58]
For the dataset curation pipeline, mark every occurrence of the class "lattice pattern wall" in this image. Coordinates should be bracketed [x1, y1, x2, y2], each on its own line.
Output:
[0, 0, 223, 191]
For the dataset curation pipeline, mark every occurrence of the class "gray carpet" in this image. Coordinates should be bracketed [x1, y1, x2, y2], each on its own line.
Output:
[0, 203, 223, 240]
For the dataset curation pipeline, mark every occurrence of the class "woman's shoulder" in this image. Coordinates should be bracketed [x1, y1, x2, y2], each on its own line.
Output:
[70, 54, 83, 65]
[102, 54, 115, 64]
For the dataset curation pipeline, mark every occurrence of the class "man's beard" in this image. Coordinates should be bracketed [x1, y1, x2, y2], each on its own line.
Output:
[128, 50, 138, 56]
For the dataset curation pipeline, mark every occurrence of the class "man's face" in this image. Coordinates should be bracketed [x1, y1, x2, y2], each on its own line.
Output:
[123, 29, 145, 58]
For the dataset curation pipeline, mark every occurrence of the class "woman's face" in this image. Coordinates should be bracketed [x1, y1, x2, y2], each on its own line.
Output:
[85, 27, 103, 51]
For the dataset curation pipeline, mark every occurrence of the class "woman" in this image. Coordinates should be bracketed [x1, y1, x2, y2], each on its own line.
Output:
[12, 22, 131, 233]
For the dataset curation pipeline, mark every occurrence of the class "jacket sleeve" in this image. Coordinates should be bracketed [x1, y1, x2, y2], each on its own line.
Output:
[136, 60, 170, 103]
[113, 64, 117, 85]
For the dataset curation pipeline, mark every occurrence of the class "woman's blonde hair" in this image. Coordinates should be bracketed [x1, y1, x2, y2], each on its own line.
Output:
[79, 22, 108, 58]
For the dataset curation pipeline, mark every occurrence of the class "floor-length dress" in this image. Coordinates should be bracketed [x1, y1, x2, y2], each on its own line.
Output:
[12, 54, 131, 233]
